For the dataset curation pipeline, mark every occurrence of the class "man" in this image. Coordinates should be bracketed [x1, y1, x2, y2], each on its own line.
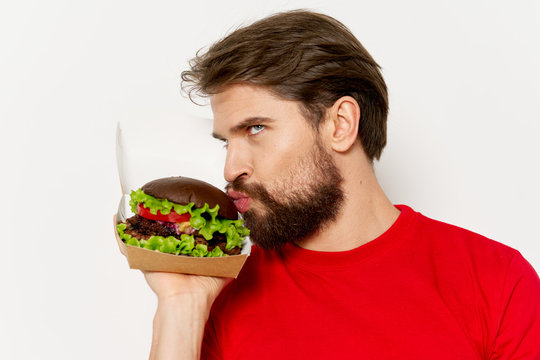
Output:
[144, 10, 540, 359]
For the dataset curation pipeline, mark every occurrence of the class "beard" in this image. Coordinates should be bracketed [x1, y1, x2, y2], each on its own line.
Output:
[227, 139, 344, 251]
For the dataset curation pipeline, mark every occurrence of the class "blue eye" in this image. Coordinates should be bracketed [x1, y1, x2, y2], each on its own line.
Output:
[249, 125, 265, 135]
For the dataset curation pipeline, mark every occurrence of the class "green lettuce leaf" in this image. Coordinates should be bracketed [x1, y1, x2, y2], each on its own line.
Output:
[192, 244, 208, 257]
[130, 189, 194, 215]
[116, 223, 236, 258]
[207, 246, 225, 257]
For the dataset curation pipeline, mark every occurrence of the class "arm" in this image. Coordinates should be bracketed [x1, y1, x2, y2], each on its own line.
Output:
[144, 271, 230, 360]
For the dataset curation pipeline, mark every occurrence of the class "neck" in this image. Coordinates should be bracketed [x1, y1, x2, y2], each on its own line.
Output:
[295, 152, 400, 252]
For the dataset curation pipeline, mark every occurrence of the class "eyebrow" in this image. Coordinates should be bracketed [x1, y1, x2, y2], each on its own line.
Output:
[212, 117, 274, 141]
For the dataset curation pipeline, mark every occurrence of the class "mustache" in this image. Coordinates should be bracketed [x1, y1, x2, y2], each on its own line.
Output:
[226, 177, 252, 195]
[226, 178, 271, 202]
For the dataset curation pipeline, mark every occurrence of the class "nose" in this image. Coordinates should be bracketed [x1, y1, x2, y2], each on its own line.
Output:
[224, 141, 252, 183]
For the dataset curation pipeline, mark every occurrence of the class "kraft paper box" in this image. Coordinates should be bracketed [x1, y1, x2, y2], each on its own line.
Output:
[114, 116, 251, 278]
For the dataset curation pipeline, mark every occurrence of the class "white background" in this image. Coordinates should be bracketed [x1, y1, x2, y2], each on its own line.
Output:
[1, 0, 539, 359]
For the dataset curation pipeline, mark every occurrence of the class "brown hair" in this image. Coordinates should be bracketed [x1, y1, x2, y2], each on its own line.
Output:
[181, 10, 388, 161]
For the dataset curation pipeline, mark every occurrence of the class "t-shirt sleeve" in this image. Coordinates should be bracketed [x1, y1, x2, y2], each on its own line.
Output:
[489, 252, 540, 359]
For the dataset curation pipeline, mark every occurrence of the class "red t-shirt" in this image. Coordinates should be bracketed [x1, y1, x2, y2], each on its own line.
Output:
[202, 205, 540, 359]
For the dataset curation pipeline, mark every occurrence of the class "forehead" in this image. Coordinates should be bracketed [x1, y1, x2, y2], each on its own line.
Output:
[210, 84, 308, 135]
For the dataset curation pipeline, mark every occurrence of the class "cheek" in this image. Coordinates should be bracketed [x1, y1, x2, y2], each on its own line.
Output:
[254, 136, 315, 186]
[252, 148, 289, 183]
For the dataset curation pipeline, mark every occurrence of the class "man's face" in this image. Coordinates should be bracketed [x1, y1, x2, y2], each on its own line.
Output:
[211, 84, 344, 250]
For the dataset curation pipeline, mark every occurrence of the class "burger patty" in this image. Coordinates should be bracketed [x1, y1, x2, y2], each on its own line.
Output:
[124, 215, 240, 255]
[211, 242, 241, 255]
[127, 215, 177, 238]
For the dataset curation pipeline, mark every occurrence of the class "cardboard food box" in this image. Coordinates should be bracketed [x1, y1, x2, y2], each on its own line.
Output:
[115, 195, 251, 278]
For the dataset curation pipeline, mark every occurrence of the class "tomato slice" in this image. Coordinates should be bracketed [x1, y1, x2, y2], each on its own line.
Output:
[137, 203, 191, 223]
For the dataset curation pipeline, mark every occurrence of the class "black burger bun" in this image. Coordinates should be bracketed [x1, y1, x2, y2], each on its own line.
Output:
[141, 176, 238, 220]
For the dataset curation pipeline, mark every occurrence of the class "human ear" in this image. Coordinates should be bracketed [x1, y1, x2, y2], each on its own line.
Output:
[323, 96, 360, 153]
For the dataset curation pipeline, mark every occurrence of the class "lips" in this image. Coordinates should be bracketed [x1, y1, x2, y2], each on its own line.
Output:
[227, 189, 251, 213]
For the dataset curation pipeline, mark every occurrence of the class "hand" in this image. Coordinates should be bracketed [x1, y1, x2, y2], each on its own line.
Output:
[143, 270, 231, 305]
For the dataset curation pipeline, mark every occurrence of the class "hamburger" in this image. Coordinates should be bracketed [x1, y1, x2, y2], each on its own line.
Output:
[116, 176, 249, 257]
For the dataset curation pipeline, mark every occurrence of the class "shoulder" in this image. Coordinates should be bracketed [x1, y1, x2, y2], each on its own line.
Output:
[406, 205, 540, 312]
[396, 205, 537, 304]
[406, 205, 521, 267]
